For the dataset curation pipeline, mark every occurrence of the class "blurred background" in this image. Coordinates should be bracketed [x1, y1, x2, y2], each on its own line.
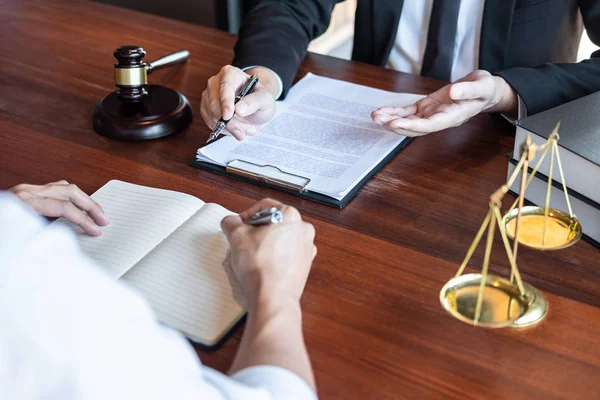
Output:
[93, 0, 597, 62]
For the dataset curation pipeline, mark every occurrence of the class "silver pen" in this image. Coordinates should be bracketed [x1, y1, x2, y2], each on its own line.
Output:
[206, 74, 260, 143]
[245, 207, 284, 226]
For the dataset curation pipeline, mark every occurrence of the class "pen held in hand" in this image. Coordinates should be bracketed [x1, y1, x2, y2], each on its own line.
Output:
[245, 207, 284, 226]
[206, 74, 259, 144]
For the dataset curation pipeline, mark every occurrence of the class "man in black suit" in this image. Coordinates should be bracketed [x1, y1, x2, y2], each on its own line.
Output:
[200, 0, 600, 139]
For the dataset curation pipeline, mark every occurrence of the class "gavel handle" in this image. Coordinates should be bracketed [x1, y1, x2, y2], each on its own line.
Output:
[147, 50, 190, 74]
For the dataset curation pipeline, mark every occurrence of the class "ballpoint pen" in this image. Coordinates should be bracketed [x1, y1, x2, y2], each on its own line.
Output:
[206, 74, 260, 144]
[245, 207, 284, 226]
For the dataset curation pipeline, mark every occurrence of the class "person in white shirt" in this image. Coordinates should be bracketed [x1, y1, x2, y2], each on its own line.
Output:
[1, 181, 318, 400]
[200, 0, 600, 139]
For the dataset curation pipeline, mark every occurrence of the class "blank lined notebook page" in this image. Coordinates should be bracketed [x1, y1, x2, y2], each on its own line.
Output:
[121, 203, 245, 346]
[53, 180, 204, 279]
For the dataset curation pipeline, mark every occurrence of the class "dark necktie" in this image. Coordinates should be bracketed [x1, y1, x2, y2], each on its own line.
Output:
[421, 0, 462, 81]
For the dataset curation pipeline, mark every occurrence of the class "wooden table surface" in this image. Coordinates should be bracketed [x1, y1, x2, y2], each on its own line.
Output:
[1, 1, 599, 398]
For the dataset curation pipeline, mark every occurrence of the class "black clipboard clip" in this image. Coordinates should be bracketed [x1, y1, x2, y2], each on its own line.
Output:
[225, 159, 311, 193]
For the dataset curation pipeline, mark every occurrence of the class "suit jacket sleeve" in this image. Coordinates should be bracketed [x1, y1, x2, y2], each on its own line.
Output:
[232, 0, 343, 98]
[497, 0, 600, 115]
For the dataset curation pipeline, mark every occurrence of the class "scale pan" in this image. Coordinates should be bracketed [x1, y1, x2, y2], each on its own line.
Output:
[504, 206, 581, 250]
[440, 274, 548, 328]
[440, 274, 527, 328]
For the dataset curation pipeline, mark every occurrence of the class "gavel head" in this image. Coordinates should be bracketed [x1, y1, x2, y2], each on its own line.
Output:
[113, 46, 148, 102]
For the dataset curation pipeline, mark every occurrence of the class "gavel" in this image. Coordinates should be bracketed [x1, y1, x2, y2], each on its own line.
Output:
[113, 45, 190, 101]
[93, 45, 193, 140]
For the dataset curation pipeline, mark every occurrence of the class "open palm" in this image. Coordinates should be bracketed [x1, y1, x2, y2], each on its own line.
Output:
[372, 70, 509, 136]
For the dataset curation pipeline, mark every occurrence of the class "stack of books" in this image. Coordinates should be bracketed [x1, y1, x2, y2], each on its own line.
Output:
[507, 91, 600, 248]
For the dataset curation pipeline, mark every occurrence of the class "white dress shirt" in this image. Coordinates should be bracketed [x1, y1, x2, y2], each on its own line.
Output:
[0, 193, 317, 400]
[387, 0, 485, 82]
[263, 0, 485, 97]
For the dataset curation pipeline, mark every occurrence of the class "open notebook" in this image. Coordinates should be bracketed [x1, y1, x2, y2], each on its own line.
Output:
[52, 180, 244, 349]
[191, 73, 425, 208]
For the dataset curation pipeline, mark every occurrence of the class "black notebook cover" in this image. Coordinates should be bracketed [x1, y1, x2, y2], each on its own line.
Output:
[188, 314, 246, 352]
[518, 91, 600, 167]
[189, 138, 414, 209]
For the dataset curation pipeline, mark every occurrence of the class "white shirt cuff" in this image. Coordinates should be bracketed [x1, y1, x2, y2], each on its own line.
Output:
[517, 95, 528, 120]
[242, 65, 284, 100]
[232, 366, 318, 400]
[501, 95, 527, 125]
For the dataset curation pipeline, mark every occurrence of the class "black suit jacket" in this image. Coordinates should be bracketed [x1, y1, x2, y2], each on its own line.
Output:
[233, 0, 600, 115]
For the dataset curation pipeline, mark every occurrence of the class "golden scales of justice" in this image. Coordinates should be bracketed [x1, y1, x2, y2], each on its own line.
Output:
[440, 123, 583, 328]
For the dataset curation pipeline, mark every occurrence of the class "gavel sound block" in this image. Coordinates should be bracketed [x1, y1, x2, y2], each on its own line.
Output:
[93, 46, 193, 140]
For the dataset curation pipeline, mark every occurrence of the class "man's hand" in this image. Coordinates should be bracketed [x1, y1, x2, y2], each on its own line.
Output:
[221, 199, 316, 307]
[371, 70, 518, 136]
[201, 66, 280, 140]
[221, 198, 317, 390]
[10, 181, 108, 236]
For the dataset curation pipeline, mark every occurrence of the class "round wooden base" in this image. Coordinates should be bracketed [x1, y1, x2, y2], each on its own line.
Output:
[93, 85, 192, 140]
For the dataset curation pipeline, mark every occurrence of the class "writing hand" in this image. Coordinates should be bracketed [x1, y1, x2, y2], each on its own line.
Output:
[201, 65, 279, 140]
[222, 198, 317, 389]
[371, 70, 517, 136]
[220, 198, 317, 306]
[10, 181, 108, 236]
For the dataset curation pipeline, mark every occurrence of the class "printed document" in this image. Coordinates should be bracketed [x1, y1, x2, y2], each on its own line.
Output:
[197, 73, 425, 200]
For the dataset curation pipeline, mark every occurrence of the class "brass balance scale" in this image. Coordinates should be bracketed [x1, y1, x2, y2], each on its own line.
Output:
[440, 123, 583, 328]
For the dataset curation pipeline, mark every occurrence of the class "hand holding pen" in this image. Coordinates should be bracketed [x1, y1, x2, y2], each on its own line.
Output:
[200, 66, 279, 142]
[245, 207, 284, 226]
[221, 199, 316, 294]
[207, 74, 259, 143]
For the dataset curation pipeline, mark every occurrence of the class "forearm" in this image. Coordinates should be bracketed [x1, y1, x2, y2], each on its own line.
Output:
[233, 0, 339, 98]
[229, 292, 316, 391]
[496, 55, 600, 115]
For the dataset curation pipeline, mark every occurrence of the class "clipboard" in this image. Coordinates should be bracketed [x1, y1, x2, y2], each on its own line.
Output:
[189, 137, 413, 209]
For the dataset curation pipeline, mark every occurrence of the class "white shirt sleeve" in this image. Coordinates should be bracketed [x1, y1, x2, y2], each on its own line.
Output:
[0, 193, 317, 400]
[500, 95, 528, 125]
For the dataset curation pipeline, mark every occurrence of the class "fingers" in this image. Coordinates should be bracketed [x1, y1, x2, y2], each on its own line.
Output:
[200, 106, 256, 141]
[449, 75, 494, 101]
[67, 185, 108, 226]
[204, 88, 222, 125]
[36, 183, 108, 226]
[235, 90, 273, 118]
[383, 101, 480, 134]
[200, 92, 221, 133]
[202, 65, 249, 128]
[377, 105, 418, 116]
[382, 124, 428, 137]
[238, 198, 291, 222]
[10, 182, 108, 233]
[372, 104, 417, 119]
[379, 77, 491, 134]
[201, 92, 248, 140]
[218, 65, 248, 120]
[219, 82, 235, 121]
[372, 105, 416, 125]
[27, 197, 102, 236]
[201, 65, 275, 142]
[226, 119, 258, 140]
[384, 114, 447, 134]
[221, 215, 245, 239]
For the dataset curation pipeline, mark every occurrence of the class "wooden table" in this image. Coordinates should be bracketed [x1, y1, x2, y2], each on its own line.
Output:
[1, 1, 599, 398]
